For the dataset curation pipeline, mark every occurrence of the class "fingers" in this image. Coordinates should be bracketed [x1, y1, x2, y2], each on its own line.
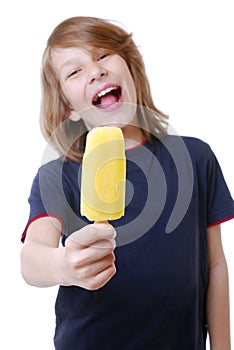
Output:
[76, 252, 115, 284]
[63, 223, 117, 290]
[67, 223, 116, 248]
[63, 249, 116, 290]
[82, 263, 116, 290]
[69, 241, 115, 268]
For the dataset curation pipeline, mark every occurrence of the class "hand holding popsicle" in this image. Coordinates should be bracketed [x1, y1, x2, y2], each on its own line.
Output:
[59, 127, 126, 290]
[63, 223, 117, 290]
[61, 127, 126, 289]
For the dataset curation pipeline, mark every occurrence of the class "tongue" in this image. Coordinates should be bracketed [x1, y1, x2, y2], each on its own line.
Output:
[100, 93, 118, 107]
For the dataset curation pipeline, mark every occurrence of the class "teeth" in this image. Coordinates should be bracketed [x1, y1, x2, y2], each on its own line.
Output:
[93, 86, 120, 105]
[97, 86, 118, 98]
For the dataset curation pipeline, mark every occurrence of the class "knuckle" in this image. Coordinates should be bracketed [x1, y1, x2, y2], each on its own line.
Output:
[110, 253, 116, 263]
[87, 281, 100, 291]
[78, 266, 92, 281]
[110, 263, 116, 275]
[67, 252, 81, 268]
[85, 264, 116, 291]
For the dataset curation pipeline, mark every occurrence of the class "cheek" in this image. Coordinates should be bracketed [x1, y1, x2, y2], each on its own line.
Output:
[126, 74, 137, 102]
[63, 85, 84, 109]
[121, 64, 137, 101]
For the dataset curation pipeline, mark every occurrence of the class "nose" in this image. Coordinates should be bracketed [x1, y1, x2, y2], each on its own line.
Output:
[88, 61, 107, 84]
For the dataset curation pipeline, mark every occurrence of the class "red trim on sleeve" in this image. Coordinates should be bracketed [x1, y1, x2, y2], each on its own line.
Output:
[208, 215, 234, 228]
[21, 214, 64, 243]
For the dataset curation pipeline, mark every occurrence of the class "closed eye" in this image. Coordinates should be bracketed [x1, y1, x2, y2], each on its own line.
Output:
[98, 54, 107, 60]
[97, 53, 111, 62]
[67, 68, 82, 78]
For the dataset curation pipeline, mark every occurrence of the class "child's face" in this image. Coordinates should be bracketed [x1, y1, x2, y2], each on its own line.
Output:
[52, 46, 137, 129]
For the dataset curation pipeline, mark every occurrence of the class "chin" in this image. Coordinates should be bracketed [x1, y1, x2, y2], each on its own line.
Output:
[83, 104, 138, 130]
[99, 121, 128, 128]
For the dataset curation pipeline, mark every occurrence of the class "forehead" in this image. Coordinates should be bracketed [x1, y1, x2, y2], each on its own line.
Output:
[51, 47, 88, 68]
[51, 46, 111, 71]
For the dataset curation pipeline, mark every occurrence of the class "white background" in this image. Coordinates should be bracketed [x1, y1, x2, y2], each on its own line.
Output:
[0, 0, 233, 349]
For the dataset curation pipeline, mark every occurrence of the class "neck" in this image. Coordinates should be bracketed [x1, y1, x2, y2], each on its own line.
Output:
[121, 125, 145, 150]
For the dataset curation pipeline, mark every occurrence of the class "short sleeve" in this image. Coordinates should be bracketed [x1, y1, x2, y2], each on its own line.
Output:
[21, 158, 71, 242]
[206, 146, 234, 226]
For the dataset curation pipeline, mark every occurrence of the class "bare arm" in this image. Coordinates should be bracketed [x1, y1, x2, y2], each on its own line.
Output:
[20, 216, 116, 290]
[206, 224, 231, 350]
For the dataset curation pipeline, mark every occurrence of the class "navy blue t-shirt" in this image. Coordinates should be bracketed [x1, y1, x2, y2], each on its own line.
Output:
[22, 136, 234, 350]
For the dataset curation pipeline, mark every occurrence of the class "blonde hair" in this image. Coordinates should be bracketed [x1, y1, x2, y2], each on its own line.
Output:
[40, 16, 168, 162]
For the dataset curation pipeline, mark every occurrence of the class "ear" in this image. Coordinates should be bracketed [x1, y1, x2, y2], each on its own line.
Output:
[68, 110, 81, 122]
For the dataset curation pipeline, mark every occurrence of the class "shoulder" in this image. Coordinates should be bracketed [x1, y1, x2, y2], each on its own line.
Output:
[38, 156, 80, 176]
[161, 135, 214, 161]
[33, 157, 81, 193]
[180, 135, 211, 150]
[163, 134, 211, 150]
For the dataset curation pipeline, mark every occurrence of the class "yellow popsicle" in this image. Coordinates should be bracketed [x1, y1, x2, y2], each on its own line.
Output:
[80, 126, 126, 221]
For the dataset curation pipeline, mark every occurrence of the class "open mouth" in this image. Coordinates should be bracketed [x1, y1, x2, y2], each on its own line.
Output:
[92, 85, 122, 109]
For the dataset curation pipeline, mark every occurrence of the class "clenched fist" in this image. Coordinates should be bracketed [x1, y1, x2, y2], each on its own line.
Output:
[62, 223, 117, 290]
